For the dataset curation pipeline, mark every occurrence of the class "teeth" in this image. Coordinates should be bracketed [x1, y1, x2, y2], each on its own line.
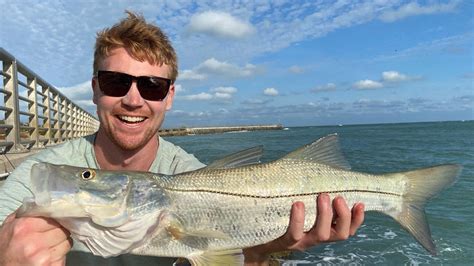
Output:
[118, 116, 146, 123]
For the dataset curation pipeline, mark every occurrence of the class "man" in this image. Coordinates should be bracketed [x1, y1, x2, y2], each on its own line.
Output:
[0, 11, 364, 265]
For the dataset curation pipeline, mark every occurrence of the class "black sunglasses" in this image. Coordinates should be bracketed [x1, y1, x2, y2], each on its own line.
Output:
[97, 70, 171, 101]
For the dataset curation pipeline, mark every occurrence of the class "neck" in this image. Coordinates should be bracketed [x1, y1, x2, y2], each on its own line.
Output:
[94, 130, 158, 171]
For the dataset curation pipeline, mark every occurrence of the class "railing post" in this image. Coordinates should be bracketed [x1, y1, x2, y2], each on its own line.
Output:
[3, 59, 26, 153]
[53, 93, 61, 143]
[74, 106, 79, 137]
[61, 98, 68, 141]
[68, 101, 73, 139]
[42, 86, 52, 146]
[28, 76, 41, 148]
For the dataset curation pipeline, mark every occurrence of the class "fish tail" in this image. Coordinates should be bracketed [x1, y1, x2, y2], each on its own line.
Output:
[386, 164, 461, 255]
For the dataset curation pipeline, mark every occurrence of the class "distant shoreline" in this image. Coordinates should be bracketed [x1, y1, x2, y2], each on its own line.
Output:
[159, 124, 284, 136]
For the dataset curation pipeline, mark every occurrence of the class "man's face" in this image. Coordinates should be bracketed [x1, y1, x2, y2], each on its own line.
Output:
[92, 47, 174, 151]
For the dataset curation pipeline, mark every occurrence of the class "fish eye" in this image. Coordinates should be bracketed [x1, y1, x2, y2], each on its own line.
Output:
[81, 170, 96, 180]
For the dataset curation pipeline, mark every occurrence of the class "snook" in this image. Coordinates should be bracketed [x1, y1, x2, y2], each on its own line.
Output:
[18, 134, 461, 265]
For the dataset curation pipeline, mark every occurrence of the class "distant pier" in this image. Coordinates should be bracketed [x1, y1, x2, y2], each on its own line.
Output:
[159, 124, 283, 136]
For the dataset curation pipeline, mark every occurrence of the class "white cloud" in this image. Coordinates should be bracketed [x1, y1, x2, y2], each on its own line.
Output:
[351, 71, 418, 90]
[211, 86, 237, 100]
[180, 86, 238, 102]
[179, 70, 206, 81]
[210, 86, 238, 94]
[263, 88, 279, 96]
[188, 11, 255, 39]
[353, 79, 384, 89]
[312, 83, 337, 93]
[214, 92, 233, 100]
[181, 92, 213, 101]
[379, 1, 460, 22]
[179, 58, 259, 81]
[382, 71, 409, 82]
[198, 58, 257, 77]
[382, 70, 422, 83]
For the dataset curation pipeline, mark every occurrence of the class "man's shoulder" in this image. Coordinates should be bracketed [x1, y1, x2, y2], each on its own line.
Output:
[153, 137, 205, 174]
[29, 134, 96, 165]
[158, 137, 188, 155]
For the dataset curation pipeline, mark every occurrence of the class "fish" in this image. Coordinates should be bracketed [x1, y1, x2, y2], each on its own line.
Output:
[17, 134, 461, 265]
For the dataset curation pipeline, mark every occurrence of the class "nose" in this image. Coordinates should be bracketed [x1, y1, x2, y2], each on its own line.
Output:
[121, 81, 145, 107]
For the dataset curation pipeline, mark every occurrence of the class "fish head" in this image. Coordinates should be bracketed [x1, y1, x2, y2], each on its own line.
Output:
[21, 162, 132, 227]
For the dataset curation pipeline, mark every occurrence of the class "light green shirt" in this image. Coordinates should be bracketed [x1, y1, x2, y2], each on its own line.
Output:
[0, 134, 205, 265]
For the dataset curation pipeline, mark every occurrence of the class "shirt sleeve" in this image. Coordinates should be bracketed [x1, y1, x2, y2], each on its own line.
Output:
[0, 156, 40, 222]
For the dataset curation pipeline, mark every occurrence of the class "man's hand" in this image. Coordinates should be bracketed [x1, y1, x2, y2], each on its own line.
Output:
[243, 194, 365, 265]
[0, 211, 72, 266]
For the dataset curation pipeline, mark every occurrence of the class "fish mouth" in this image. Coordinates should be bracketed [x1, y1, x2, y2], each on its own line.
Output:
[31, 163, 79, 206]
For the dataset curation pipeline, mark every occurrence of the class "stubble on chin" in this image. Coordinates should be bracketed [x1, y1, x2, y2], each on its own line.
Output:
[110, 130, 156, 151]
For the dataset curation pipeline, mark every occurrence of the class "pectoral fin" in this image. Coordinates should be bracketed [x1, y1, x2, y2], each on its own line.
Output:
[166, 219, 230, 240]
[187, 249, 244, 266]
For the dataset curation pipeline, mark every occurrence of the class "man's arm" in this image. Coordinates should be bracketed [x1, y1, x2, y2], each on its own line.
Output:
[243, 194, 365, 265]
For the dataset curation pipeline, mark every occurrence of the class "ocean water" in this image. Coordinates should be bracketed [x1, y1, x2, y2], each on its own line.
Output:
[164, 121, 474, 265]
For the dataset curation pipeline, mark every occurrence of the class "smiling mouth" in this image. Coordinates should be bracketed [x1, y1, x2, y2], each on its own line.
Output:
[117, 115, 147, 124]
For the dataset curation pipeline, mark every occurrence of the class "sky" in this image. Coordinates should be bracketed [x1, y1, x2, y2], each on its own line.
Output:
[0, 0, 472, 128]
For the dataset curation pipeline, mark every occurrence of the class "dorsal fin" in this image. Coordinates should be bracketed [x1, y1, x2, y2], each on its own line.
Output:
[205, 145, 264, 169]
[281, 133, 351, 170]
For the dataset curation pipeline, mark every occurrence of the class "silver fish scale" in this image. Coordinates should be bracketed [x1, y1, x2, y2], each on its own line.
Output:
[134, 161, 406, 255]
[161, 160, 404, 198]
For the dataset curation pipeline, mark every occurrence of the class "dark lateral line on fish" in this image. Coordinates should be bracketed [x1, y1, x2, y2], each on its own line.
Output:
[164, 188, 402, 198]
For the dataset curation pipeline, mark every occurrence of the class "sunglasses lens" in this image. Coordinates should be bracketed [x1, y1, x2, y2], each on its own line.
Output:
[97, 71, 170, 101]
[137, 77, 170, 101]
[98, 71, 131, 97]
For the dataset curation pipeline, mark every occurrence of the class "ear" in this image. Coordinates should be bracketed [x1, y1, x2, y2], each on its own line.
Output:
[165, 84, 175, 111]
[92, 78, 99, 105]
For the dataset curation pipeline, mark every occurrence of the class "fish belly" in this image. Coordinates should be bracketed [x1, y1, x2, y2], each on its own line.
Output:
[136, 191, 402, 257]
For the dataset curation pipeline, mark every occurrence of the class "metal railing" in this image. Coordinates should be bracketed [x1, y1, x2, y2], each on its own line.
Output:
[0, 48, 99, 154]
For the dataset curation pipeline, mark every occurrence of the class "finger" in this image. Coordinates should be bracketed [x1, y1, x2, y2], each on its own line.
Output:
[349, 203, 365, 236]
[310, 193, 333, 242]
[282, 201, 306, 245]
[332, 196, 351, 240]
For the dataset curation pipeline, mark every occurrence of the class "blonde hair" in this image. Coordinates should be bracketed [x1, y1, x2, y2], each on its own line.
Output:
[93, 11, 178, 82]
